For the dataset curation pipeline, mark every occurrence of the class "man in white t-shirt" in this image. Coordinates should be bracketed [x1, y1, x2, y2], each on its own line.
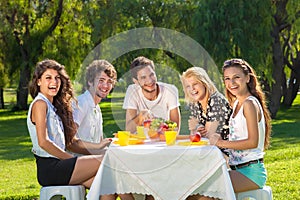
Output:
[73, 60, 116, 146]
[123, 56, 181, 133]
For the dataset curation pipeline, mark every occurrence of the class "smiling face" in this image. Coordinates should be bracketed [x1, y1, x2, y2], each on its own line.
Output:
[89, 71, 114, 103]
[183, 76, 207, 103]
[223, 66, 250, 97]
[37, 68, 61, 102]
[134, 65, 157, 94]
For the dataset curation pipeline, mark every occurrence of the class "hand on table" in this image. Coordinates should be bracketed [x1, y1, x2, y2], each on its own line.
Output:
[100, 138, 113, 148]
[208, 133, 221, 146]
[188, 117, 207, 137]
[196, 125, 208, 137]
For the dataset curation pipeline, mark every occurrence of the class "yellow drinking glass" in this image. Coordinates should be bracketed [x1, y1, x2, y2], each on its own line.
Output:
[136, 126, 146, 139]
[165, 131, 177, 145]
[118, 131, 130, 146]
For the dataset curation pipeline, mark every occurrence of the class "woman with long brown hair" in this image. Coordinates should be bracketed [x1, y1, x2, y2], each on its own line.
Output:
[210, 58, 271, 193]
[27, 59, 126, 200]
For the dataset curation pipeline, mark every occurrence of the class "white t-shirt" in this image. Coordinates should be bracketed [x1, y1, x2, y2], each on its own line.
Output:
[122, 82, 180, 120]
[73, 90, 103, 143]
[228, 96, 265, 165]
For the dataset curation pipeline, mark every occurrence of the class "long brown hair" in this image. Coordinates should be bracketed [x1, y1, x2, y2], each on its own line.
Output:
[222, 58, 271, 149]
[29, 59, 77, 145]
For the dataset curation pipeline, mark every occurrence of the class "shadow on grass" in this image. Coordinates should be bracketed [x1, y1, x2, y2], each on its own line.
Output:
[269, 103, 300, 151]
[0, 114, 33, 160]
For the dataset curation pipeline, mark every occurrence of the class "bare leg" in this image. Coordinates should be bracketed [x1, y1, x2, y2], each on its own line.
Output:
[100, 194, 118, 200]
[186, 194, 218, 200]
[229, 170, 260, 193]
[118, 193, 135, 200]
[222, 153, 230, 169]
[145, 194, 155, 200]
[81, 177, 94, 189]
[100, 193, 134, 200]
[69, 155, 103, 188]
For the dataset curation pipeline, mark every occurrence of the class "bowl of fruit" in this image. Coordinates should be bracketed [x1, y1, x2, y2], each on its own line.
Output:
[143, 118, 178, 141]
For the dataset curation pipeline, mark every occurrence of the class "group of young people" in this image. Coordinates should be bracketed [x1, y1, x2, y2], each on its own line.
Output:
[27, 56, 271, 200]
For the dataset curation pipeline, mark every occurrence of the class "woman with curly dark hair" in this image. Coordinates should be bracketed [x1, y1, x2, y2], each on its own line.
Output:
[27, 59, 111, 196]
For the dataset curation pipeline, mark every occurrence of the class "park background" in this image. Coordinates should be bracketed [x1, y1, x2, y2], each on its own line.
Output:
[0, 0, 299, 199]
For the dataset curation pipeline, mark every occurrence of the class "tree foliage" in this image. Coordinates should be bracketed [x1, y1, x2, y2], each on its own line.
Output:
[268, 0, 300, 118]
[0, 0, 91, 109]
[0, 0, 299, 118]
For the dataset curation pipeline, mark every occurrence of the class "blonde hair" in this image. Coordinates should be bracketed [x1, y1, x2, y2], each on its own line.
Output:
[181, 67, 218, 108]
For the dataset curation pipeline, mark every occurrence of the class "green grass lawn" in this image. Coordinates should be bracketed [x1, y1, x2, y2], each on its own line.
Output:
[0, 90, 299, 199]
[265, 97, 300, 199]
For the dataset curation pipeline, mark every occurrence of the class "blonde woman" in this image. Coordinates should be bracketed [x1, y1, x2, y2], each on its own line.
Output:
[181, 67, 232, 141]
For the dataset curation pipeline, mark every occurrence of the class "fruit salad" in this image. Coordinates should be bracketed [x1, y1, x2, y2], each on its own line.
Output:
[143, 118, 178, 140]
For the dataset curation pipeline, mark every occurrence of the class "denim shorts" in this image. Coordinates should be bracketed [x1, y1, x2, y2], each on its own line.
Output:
[235, 162, 267, 188]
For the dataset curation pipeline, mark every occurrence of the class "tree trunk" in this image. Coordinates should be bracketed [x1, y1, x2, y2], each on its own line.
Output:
[15, 64, 31, 110]
[269, 26, 284, 119]
[283, 71, 300, 106]
[0, 88, 4, 109]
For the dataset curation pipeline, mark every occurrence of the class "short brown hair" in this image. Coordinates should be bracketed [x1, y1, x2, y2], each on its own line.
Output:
[130, 56, 155, 79]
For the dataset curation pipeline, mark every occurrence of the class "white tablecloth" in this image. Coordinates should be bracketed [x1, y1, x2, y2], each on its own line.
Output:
[87, 141, 236, 200]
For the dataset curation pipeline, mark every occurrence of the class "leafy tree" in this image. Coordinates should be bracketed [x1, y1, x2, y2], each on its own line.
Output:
[81, 0, 197, 77]
[1, 0, 299, 119]
[269, 0, 300, 118]
[191, 0, 273, 74]
[190, 0, 300, 118]
[279, 0, 300, 107]
[0, 0, 91, 110]
[0, 61, 9, 109]
[0, 0, 64, 110]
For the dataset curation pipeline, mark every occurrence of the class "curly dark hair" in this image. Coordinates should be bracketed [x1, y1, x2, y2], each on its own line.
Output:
[85, 60, 117, 89]
[29, 59, 77, 145]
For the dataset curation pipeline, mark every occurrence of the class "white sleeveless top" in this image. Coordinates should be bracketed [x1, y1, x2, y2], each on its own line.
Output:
[227, 96, 265, 165]
[27, 93, 66, 158]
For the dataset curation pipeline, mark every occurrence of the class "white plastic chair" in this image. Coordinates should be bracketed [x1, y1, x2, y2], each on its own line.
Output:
[39, 185, 85, 200]
[236, 186, 273, 200]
